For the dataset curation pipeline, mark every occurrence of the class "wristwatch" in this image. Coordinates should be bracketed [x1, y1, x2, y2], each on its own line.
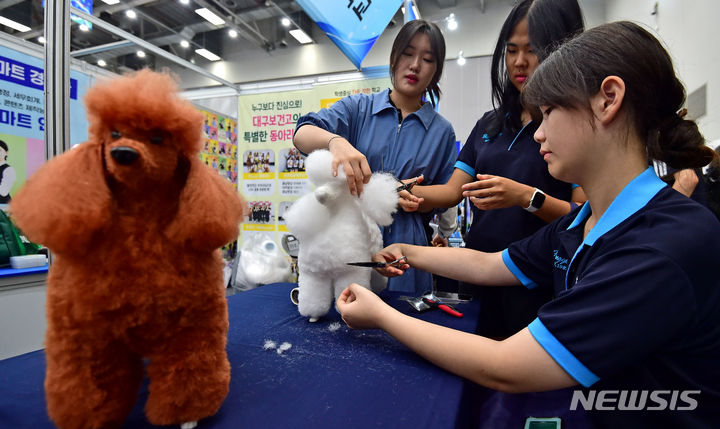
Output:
[524, 188, 546, 213]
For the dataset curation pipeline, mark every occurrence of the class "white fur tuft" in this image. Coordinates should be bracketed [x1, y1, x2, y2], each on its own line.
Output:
[359, 172, 398, 226]
[305, 149, 344, 185]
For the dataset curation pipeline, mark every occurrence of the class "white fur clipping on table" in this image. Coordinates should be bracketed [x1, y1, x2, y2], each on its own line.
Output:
[285, 149, 398, 321]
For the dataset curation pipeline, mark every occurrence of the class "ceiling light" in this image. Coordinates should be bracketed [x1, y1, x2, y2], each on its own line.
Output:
[0, 16, 31, 32]
[228, 29, 237, 38]
[180, 40, 190, 48]
[281, 17, 291, 27]
[126, 10, 137, 19]
[97, 59, 107, 67]
[179, 0, 190, 4]
[447, 13, 458, 31]
[79, 23, 89, 32]
[457, 51, 466, 66]
[195, 48, 221, 61]
[101, 0, 120, 5]
[195, 8, 225, 26]
[289, 28, 312, 44]
[38, 36, 46, 44]
[137, 50, 146, 58]
[400, 3, 421, 20]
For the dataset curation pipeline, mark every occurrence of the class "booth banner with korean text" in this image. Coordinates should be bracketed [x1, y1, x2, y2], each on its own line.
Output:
[237, 76, 390, 250]
[295, 0, 403, 69]
[0, 44, 90, 206]
[198, 108, 239, 260]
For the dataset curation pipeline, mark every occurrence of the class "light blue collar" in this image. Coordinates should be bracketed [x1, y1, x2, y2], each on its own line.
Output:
[564, 167, 666, 290]
[372, 88, 436, 130]
[567, 167, 666, 245]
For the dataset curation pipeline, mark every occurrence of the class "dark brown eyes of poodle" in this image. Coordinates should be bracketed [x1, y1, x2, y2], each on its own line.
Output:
[111, 130, 122, 139]
[149, 136, 163, 145]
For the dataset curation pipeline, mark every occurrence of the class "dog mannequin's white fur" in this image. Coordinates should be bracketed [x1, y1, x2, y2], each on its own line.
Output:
[285, 150, 398, 321]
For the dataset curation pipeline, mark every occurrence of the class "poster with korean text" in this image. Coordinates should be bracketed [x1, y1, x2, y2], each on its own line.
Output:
[237, 77, 390, 254]
[0, 45, 90, 207]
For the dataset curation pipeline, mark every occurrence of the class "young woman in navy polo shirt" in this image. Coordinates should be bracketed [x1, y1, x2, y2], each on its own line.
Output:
[337, 22, 720, 427]
[398, 0, 587, 338]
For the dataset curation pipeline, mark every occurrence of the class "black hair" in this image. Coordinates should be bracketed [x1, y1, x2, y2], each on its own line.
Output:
[523, 21, 716, 170]
[389, 19, 446, 107]
[0, 140, 7, 152]
[488, 0, 584, 137]
[487, 0, 533, 137]
[528, 0, 584, 61]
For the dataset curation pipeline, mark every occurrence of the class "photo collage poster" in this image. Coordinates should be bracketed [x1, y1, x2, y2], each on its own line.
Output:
[198, 108, 239, 259]
[236, 77, 390, 253]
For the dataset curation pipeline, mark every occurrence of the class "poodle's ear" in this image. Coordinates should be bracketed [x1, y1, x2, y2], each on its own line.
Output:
[10, 142, 111, 255]
[165, 157, 246, 251]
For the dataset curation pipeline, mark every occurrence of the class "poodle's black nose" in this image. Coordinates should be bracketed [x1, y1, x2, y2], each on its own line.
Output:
[110, 146, 139, 165]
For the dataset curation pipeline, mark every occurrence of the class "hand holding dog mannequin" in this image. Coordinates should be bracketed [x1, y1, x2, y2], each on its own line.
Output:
[336, 283, 577, 392]
[337, 284, 390, 330]
[293, 125, 371, 196]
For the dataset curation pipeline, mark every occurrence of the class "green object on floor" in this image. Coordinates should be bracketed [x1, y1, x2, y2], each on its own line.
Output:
[524, 416, 562, 429]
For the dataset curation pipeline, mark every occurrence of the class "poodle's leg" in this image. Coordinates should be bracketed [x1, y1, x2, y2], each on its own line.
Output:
[333, 267, 371, 300]
[297, 270, 333, 322]
[44, 327, 143, 429]
[144, 319, 230, 426]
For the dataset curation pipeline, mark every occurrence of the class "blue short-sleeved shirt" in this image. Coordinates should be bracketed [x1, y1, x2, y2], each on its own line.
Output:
[296, 89, 457, 294]
[503, 167, 720, 426]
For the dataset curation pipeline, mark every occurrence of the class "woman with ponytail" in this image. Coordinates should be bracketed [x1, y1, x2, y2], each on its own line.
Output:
[336, 22, 720, 428]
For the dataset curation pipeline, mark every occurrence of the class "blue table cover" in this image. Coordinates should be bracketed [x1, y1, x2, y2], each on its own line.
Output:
[0, 283, 480, 428]
[0, 282, 592, 428]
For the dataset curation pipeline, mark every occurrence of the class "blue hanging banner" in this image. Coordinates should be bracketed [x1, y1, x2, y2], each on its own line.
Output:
[295, 0, 403, 69]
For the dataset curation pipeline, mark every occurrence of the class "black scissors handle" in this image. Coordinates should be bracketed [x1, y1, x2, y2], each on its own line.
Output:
[396, 178, 418, 193]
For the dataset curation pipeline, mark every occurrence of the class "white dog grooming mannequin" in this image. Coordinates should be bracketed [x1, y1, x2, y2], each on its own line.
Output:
[285, 150, 398, 321]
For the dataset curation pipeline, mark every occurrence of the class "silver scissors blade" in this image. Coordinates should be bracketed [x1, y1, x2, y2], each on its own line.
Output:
[347, 255, 407, 268]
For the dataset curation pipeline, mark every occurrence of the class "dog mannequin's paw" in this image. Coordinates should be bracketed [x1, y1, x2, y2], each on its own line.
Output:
[180, 421, 198, 429]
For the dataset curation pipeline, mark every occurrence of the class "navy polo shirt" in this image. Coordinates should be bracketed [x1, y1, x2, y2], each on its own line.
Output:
[503, 167, 720, 426]
[456, 111, 574, 253]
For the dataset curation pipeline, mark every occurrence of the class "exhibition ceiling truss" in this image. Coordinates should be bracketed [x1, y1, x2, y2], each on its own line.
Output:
[0, 0, 313, 74]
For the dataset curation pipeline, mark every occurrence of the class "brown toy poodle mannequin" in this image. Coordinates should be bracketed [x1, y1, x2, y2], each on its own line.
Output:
[11, 70, 247, 429]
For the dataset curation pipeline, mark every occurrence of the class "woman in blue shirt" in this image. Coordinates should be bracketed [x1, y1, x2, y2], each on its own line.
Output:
[399, 0, 586, 337]
[294, 19, 456, 294]
[337, 22, 720, 427]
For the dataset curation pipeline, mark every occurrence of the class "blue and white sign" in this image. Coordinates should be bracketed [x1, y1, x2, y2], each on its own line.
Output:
[295, 0, 403, 69]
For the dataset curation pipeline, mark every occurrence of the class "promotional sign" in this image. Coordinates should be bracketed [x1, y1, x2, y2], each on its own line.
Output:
[295, 0, 403, 69]
[237, 77, 390, 251]
[198, 108, 239, 259]
[0, 45, 90, 206]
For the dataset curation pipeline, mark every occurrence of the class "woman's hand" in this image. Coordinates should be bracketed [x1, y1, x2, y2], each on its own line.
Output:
[462, 174, 534, 211]
[328, 137, 372, 196]
[398, 192, 424, 212]
[397, 175, 425, 212]
[336, 283, 394, 330]
[372, 244, 409, 277]
[431, 234, 449, 247]
[672, 169, 699, 197]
